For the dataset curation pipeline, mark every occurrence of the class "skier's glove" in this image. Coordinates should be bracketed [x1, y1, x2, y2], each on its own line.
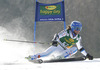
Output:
[86, 53, 93, 60]
[52, 40, 58, 46]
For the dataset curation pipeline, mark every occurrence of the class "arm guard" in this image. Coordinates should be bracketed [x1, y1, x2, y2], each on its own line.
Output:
[52, 33, 59, 46]
[76, 37, 87, 56]
[52, 33, 59, 41]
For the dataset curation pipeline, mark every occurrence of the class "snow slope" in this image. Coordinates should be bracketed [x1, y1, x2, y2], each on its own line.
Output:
[0, 26, 100, 70]
[0, 58, 100, 70]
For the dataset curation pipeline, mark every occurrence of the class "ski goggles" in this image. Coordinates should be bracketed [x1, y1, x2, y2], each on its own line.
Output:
[74, 26, 82, 31]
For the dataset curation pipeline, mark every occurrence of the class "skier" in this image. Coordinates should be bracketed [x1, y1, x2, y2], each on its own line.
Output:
[28, 21, 93, 60]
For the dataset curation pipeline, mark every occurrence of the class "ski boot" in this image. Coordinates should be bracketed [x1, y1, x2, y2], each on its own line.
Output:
[25, 55, 41, 60]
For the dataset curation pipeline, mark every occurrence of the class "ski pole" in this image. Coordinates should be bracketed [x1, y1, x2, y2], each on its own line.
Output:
[4, 39, 51, 45]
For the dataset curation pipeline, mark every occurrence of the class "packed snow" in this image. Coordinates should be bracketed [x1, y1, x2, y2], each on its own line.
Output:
[0, 58, 100, 70]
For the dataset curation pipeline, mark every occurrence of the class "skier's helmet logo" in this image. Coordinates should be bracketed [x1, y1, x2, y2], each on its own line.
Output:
[71, 21, 82, 32]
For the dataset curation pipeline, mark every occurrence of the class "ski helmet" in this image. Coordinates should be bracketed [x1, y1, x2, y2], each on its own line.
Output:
[71, 21, 82, 32]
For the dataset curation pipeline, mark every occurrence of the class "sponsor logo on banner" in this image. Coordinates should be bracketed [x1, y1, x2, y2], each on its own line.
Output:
[45, 5, 56, 10]
[40, 5, 61, 15]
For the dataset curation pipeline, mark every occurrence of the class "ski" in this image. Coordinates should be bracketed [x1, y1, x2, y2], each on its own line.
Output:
[25, 56, 86, 64]
[25, 56, 43, 64]
[43, 57, 86, 63]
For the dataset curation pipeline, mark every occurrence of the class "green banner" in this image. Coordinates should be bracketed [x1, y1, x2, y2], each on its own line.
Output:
[40, 5, 61, 15]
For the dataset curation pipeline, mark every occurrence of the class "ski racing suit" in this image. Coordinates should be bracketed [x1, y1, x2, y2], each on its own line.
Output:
[31, 29, 87, 60]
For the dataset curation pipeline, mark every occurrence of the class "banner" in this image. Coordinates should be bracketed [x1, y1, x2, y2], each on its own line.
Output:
[35, 1, 65, 21]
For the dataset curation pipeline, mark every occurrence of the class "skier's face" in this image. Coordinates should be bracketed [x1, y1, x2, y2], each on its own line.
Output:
[74, 30, 80, 35]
